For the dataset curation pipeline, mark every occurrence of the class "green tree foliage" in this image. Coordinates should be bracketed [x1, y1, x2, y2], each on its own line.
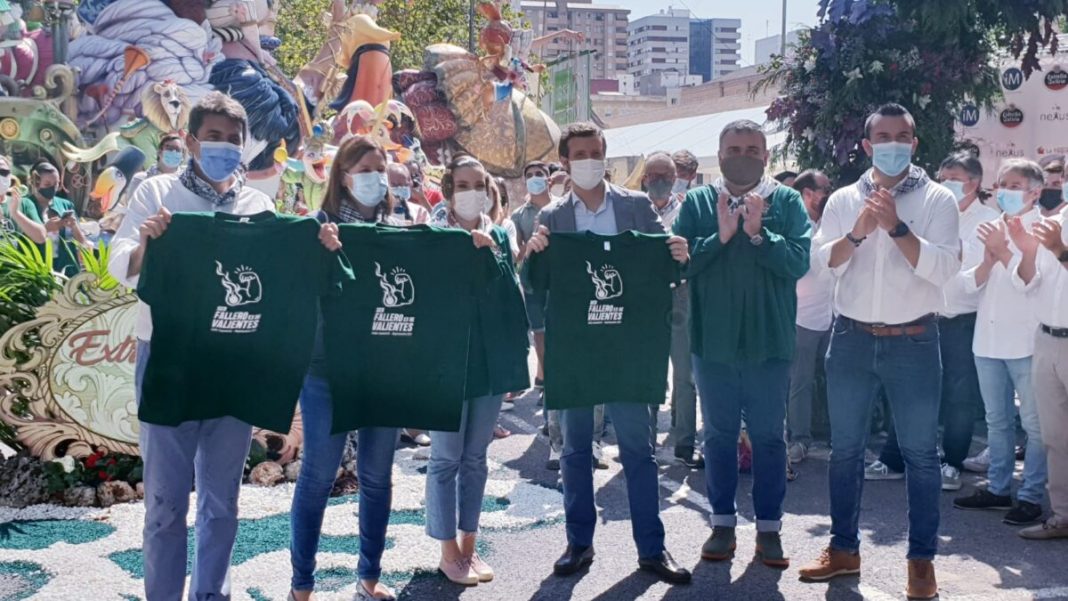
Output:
[761, 0, 1067, 180]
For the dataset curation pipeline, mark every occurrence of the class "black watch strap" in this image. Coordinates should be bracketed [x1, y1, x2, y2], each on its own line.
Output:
[1058, 250, 1068, 263]
[845, 232, 865, 247]
[889, 222, 910, 238]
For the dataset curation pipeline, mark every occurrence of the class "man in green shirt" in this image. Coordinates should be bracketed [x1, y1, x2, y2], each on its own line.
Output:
[674, 119, 811, 569]
[2, 160, 87, 276]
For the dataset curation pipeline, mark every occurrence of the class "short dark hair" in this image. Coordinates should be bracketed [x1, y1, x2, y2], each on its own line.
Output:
[939, 151, 983, 181]
[671, 149, 698, 175]
[864, 103, 915, 139]
[774, 170, 798, 183]
[719, 119, 766, 146]
[792, 169, 828, 194]
[188, 91, 248, 140]
[524, 161, 548, 176]
[159, 133, 183, 148]
[547, 162, 562, 175]
[559, 122, 605, 159]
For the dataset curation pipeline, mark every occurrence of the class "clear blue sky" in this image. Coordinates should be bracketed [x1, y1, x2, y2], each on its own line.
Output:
[612, 0, 821, 66]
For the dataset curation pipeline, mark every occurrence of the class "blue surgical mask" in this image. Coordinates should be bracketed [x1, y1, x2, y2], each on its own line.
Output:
[1063, 183, 1068, 205]
[526, 176, 548, 195]
[195, 141, 243, 183]
[350, 172, 387, 207]
[996, 188, 1028, 215]
[942, 180, 966, 202]
[161, 149, 184, 170]
[871, 142, 913, 177]
[390, 185, 412, 202]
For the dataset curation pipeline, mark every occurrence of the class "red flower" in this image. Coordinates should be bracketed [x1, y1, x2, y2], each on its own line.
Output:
[98, 470, 111, 481]
[106, 458, 117, 466]
[86, 455, 99, 468]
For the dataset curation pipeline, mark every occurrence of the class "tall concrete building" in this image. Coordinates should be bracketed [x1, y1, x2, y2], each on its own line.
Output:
[521, 0, 631, 80]
[626, 8, 691, 79]
[689, 18, 741, 81]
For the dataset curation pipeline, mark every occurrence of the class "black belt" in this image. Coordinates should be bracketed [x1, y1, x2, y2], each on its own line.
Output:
[847, 314, 936, 337]
[1041, 324, 1068, 338]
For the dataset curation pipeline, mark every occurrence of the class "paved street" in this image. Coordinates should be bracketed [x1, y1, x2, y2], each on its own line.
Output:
[397, 389, 1068, 601]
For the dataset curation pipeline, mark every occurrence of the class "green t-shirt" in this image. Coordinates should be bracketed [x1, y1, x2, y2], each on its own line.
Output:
[1, 195, 80, 276]
[527, 231, 679, 409]
[322, 224, 498, 433]
[137, 211, 351, 431]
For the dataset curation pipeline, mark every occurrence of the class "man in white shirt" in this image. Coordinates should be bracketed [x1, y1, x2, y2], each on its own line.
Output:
[787, 169, 834, 464]
[1011, 195, 1068, 540]
[952, 159, 1047, 528]
[867, 152, 999, 490]
[799, 104, 960, 600]
[641, 151, 702, 469]
[108, 92, 341, 600]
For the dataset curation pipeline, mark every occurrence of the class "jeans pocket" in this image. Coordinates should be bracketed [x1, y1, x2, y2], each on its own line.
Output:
[831, 316, 853, 336]
[906, 325, 938, 345]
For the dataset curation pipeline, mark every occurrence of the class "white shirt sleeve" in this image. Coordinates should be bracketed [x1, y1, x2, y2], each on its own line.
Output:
[813, 190, 850, 277]
[107, 181, 162, 290]
[503, 218, 520, 256]
[912, 191, 962, 286]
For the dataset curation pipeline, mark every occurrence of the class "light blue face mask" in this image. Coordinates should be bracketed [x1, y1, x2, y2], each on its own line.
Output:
[390, 185, 412, 202]
[1063, 183, 1068, 205]
[871, 142, 913, 177]
[942, 180, 966, 202]
[161, 149, 184, 169]
[526, 176, 548, 195]
[351, 172, 387, 207]
[996, 188, 1028, 215]
[195, 140, 243, 183]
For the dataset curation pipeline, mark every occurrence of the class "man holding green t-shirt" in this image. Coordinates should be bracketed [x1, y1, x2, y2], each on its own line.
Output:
[108, 92, 342, 601]
[674, 120, 811, 569]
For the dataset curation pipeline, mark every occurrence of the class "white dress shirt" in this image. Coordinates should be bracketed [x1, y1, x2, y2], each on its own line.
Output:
[943, 199, 1002, 317]
[796, 219, 835, 331]
[1015, 207, 1068, 329]
[815, 174, 961, 324]
[108, 174, 274, 341]
[965, 209, 1040, 359]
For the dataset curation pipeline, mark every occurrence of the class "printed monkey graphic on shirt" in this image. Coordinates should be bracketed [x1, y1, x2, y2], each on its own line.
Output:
[373, 261, 416, 336]
[212, 261, 263, 334]
[586, 261, 624, 325]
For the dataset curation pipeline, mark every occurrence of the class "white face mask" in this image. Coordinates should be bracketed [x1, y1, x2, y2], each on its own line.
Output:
[452, 189, 486, 221]
[569, 159, 606, 190]
[550, 184, 566, 197]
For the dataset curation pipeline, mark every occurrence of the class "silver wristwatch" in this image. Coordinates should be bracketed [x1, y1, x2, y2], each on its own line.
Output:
[750, 233, 765, 246]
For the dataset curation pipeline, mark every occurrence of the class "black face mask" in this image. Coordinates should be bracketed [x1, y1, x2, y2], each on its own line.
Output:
[720, 156, 765, 189]
[645, 178, 674, 201]
[1039, 188, 1064, 211]
[37, 186, 56, 200]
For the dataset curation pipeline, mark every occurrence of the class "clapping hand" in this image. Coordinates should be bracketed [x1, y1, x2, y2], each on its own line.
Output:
[1033, 218, 1066, 256]
[1006, 216, 1039, 255]
[716, 195, 739, 243]
[742, 193, 766, 237]
[865, 189, 900, 231]
[977, 220, 1011, 263]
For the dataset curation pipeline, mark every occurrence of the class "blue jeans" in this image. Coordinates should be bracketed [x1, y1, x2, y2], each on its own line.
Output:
[426, 394, 503, 539]
[826, 317, 942, 560]
[974, 356, 1047, 504]
[290, 375, 399, 588]
[136, 341, 253, 601]
[560, 402, 665, 559]
[693, 356, 789, 532]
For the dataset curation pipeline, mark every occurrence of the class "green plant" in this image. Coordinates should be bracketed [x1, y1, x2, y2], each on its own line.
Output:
[78, 243, 121, 292]
[41, 450, 144, 494]
[0, 232, 60, 332]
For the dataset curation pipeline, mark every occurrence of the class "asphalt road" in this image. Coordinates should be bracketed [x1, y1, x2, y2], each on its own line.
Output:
[397, 389, 1068, 601]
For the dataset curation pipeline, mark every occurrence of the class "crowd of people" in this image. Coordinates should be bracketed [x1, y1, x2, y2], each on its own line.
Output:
[2, 90, 1067, 601]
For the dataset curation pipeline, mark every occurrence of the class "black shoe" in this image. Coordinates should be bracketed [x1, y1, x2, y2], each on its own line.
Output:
[674, 447, 705, 469]
[953, 488, 1013, 511]
[553, 545, 594, 576]
[546, 458, 561, 471]
[1015, 444, 1026, 461]
[1004, 501, 1043, 525]
[638, 550, 692, 584]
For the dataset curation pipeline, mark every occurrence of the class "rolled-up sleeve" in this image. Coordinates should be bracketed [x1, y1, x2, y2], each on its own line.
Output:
[912, 195, 962, 286]
[107, 184, 161, 289]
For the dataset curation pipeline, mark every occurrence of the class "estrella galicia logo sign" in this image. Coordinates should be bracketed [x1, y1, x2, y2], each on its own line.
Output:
[1002, 67, 1024, 91]
[215, 261, 262, 307]
[586, 261, 623, 300]
[1000, 105, 1024, 128]
[375, 262, 415, 308]
[959, 103, 980, 127]
[1046, 66, 1068, 91]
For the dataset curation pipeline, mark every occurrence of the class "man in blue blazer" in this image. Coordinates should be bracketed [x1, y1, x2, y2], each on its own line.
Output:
[526, 122, 692, 584]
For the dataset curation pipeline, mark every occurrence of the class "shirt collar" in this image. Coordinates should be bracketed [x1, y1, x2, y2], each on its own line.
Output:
[569, 188, 611, 215]
[179, 160, 245, 206]
[652, 195, 681, 219]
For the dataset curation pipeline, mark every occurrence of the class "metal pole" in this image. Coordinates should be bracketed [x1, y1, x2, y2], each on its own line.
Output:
[468, 0, 476, 53]
[780, 0, 787, 56]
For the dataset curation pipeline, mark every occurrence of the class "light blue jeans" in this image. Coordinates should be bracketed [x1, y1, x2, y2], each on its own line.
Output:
[136, 341, 253, 601]
[974, 356, 1047, 504]
[425, 394, 503, 540]
[289, 374, 399, 589]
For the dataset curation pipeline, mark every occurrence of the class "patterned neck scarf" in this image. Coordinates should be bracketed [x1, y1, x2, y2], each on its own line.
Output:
[337, 199, 391, 224]
[858, 165, 930, 198]
[179, 160, 245, 206]
[712, 175, 781, 214]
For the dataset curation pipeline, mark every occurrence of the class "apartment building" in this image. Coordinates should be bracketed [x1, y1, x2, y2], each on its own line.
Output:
[520, 0, 631, 79]
[689, 18, 741, 81]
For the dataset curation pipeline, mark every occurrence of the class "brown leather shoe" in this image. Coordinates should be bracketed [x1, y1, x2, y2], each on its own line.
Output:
[906, 559, 937, 600]
[798, 547, 861, 582]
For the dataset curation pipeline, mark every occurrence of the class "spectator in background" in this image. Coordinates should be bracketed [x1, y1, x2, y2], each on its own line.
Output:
[671, 149, 699, 196]
[512, 161, 556, 397]
[126, 134, 186, 200]
[786, 169, 834, 464]
[8, 160, 87, 276]
[774, 170, 799, 187]
[642, 151, 702, 469]
[548, 167, 569, 198]
[406, 160, 443, 212]
[386, 162, 429, 225]
[1039, 155, 1066, 217]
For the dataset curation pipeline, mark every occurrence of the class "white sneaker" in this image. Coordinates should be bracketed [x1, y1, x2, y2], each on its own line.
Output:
[864, 460, 905, 481]
[941, 463, 962, 491]
[788, 441, 808, 464]
[962, 447, 990, 473]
